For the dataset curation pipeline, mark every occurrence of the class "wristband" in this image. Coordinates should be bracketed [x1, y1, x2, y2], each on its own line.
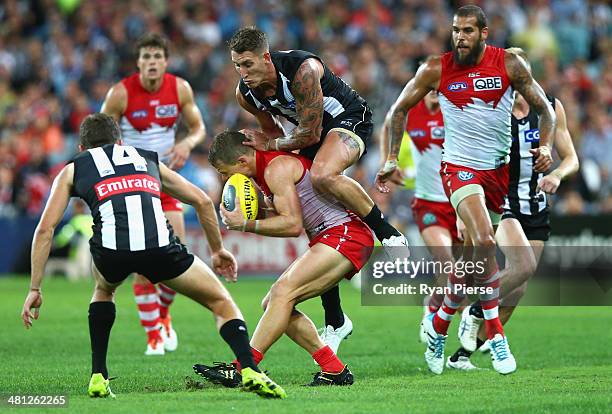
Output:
[241, 219, 248, 232]
[30, 287, 41, 292]
[274, 139, 279, 151]
[255, 220, 260, 233]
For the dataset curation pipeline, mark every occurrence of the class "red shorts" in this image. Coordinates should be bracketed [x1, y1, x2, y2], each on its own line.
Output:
[411, 198, 460, 242]
[440, 162, 509, 215]
[161, 191, 183, 212]
[309, 219, 374, 280]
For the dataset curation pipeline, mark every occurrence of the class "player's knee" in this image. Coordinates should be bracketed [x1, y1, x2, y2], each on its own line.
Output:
[473, 232, 496, 249]
[94, 283, 115, 301]
[269, 279, 295, 305]
[310, 170, 336, 194]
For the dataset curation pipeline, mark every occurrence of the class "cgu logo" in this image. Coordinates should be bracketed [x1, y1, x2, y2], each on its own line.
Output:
[448, 82, 468, 91]
[524, 128, 540, 142]
[473, 77, 502, 91]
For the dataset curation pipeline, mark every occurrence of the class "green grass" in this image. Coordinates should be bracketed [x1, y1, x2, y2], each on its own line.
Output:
[1, 276, 610, 413]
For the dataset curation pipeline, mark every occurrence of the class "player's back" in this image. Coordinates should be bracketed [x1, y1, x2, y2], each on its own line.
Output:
[254, 150, 353, 239]
[437, 45, 514, 170]
[120, 73, 181, 163]
[72, 144, 174, 251]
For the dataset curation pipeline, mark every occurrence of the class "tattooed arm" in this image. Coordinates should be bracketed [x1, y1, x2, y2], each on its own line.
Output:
[505, 52, 556, 172]
[375, 57, 441, 193]
[270, 58, 324, 151]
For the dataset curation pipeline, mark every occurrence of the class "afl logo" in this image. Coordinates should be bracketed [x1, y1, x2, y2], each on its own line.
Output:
[458, 171, 475, 181]
[155, 104, 178, 118]
[131, 110, 148, 118]
[448, 82, 468, 92]
[409, 129, 426, 138]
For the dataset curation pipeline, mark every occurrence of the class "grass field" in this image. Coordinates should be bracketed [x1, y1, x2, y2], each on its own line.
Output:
[1, 275, 610, 413]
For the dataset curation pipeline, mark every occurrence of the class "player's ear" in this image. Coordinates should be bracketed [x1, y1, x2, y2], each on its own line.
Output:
[480, 26, 489, 41]
[237, 155, 249, 166]
[78, 144, 85, 152]
[262, 51, 271, 62]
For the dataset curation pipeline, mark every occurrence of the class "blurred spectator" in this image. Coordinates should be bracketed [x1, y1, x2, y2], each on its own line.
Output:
[0, 0, 608, 223]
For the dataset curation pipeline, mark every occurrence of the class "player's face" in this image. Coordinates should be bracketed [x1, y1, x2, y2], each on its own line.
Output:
[214, 158, 253, 182]
[137, 47, 168, 80]
[231, 50, 269, 88]
[451, 16, 488, 66]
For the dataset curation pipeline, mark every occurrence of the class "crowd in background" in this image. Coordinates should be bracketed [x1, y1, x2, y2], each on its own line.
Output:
[0, 0, 610, 229]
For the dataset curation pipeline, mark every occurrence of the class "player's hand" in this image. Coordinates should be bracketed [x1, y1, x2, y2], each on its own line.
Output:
[165, 140, 191, 170]
[538, 172, 562, 194]
[211, 248, 238, 282]
[375, 160, 403, 193]
[530, 145, 553, 173]
[219, 196, 247, 231]
[241, 129, 273, 151]
[21, 289, 43, 329]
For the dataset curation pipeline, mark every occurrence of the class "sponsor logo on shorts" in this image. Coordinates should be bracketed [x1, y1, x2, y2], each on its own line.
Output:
[131, 110, 148, 118]
[422, 212, 438, 226]
[155, 104, 178, 118]
[94, 174, 161, 200]
[448, 82, 468, 91]
[473, 77, 502, 91]
[524, 128, 540, 142]
[458, 171, 475, 181]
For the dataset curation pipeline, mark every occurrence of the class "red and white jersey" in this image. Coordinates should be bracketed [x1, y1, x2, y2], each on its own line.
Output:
[254, 151, 354, 240]
[437, 45, 513, 170]
[120, 73, 181, 164]
[406, 100, 447, 202]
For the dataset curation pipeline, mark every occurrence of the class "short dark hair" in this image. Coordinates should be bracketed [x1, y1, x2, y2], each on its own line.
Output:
[209, 131, 254, 167]
[228, 27, 269, 54]
[79, 113, 120, 149]
[455, 5, 488, 30]
[135, 33, 169, 59]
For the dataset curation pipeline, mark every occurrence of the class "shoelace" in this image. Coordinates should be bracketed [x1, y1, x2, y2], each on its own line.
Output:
[211, 361, 237, 372]
[490, 338, 509, 361]
[430, 335, 446, 358]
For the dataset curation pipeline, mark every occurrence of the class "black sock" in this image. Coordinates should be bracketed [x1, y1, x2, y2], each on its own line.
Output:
[88, 301, 116, 379]
[219, 319, 259, 373]
[476, 337, 485, 350]
[470, 301, 484, 318]
[320, 285, 345, 329]
[450, 347, 473, 362]
[362, 205, 401, 241]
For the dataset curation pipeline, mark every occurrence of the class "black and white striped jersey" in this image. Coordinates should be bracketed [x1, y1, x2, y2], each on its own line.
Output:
[504, 95, 556, 216]
[238, 50, 369, 144]
[71, 144, 174, 251]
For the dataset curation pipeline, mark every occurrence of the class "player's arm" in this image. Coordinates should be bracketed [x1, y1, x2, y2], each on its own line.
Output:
[167, 78, 206, 170]
[159, 162, 222, 252]
[236, 86, 285, 138]
[221, 157, 304, 237]
[376, 57, 440, 192]
[538, 99, 579, 194]
[22, 164, 74, 328]
[244, 58, 324, 152]
[159, 162, 237, 281]
[100, 83, 127, 122]
[505, 52, 556, 172]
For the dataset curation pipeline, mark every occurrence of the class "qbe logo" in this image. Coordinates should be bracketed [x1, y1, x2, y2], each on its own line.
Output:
[155, 104, 178, 118]
[473, 77, 502, 91]
[524, 128, 540, 143]
[448, 82, 468, 92]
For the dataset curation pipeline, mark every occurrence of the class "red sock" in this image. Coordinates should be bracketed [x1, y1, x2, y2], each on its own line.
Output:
[433, 311, 451, 335]
[157, 283, 176, 319]
[233, 347, 264, 372]
[312, 345, 344, 373]
[133, 283, 161, 341]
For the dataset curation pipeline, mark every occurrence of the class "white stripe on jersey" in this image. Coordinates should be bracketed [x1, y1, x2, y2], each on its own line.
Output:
[120, 117, 175, 164]
[323, 96, 345, 118]
[125, 195, 146, 251]
[89, 147, 116, 177]
[409, 139, 448, 202]
[440, 88, 514, 170]
[151, 196, 170, 247]
[99, 200, 116, 249]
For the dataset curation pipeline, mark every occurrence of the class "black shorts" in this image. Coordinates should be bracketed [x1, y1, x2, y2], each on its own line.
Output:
[299, 103, 373, 160]
[501, 207, 551, 241]
[91, 241, 195, 284]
